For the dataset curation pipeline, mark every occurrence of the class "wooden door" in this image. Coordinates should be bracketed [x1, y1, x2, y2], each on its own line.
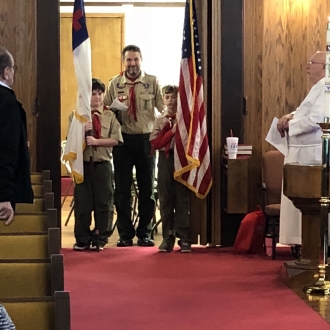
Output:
[60, 13, 124, 175]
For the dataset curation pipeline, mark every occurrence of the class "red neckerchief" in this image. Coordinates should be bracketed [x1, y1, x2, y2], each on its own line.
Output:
[150, 114, 176, 158]
[91, 109, 101, 139]
[122, 72, 139, 122]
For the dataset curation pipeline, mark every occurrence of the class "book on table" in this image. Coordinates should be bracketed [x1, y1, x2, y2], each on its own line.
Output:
[224, 150, 252, 155]
[224, 144, 252, 151]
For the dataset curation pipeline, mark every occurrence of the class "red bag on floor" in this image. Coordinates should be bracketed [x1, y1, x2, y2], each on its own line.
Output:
[234, 207, 266, 254]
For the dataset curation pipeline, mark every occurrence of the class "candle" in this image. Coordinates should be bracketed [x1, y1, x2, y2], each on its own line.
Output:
[325, 16, 330, 118]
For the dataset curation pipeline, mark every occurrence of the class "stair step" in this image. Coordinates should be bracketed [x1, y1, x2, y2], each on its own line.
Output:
[0, 209, 58, 234]
[32, 180, 53, 198]
[2, 291, 70, 330]
[0, 228, 60, 259]
[0, 229, 60, 261]
[30, 171, 50, 185]
[0, 234, 48, 259]
[16, 192, 54, 213]
[0, 261, 51, 298]
[32, 184, 44, 197]
[0, 214, 47, 233]
[3, 297, 55, 330]
[16, 198, 45, 213]
[31, 173, 43, 184]
[0, 254, 64, 299]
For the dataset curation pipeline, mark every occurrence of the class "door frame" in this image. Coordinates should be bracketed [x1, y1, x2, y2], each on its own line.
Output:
[36, 0, 61, 226]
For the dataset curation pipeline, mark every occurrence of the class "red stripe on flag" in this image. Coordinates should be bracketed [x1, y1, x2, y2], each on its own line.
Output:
[174, 0, 212, 199]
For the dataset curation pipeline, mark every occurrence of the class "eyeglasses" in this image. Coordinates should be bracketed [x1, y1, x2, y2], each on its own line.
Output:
[7, 64, 17, 71]
[308, 60, 325, 65]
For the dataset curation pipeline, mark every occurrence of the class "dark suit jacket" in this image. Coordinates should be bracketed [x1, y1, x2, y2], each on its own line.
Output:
[0, 84, 33, 204]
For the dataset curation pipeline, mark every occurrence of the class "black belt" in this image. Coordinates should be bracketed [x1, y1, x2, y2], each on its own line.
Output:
[122, 132, 151, 139]
[83, 161, 110, 164]
[159, 149, 174, 154]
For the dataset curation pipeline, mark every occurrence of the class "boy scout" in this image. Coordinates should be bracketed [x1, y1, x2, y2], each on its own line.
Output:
[71, 78, 123, 251]
[104, 44, 164, 247]
[150, 85, 191, 252]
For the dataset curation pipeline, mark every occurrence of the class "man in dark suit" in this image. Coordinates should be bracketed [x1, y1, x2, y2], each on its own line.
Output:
[0, 46, 33, 225]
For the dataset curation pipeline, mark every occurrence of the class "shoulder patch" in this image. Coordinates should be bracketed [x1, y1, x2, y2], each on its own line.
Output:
[103, 109, 116, 118]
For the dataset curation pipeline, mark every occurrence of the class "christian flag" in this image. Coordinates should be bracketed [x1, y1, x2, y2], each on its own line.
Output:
[174, 0, 212, 199]
[63, 0, 92, 184]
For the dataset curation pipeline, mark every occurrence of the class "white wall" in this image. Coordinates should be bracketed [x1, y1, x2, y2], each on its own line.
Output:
[60, 3, 185, 87]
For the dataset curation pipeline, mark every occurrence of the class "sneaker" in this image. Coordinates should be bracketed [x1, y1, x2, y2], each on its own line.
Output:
[158, 240, 169, 252]
[158, 237, 175, 252]
[73, 242, 90, 251]
[179, 241, 191, 253]
[117, 238, 133, 247]
[90, 243, 105, 251]
[137, 237, 155, 247]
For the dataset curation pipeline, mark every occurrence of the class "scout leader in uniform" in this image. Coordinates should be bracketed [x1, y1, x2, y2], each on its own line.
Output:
[104, 44, 164, 247]
[71, 78, 123, 251]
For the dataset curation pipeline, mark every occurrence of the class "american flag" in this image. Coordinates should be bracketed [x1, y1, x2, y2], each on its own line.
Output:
[174, 0, 212, 199]
[63, 0, 92, 183]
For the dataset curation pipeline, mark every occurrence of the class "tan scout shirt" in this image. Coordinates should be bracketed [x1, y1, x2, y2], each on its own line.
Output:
[69, 106, 123, 163]
[104, 71, 164, 134]
[150, 110, 176, 151]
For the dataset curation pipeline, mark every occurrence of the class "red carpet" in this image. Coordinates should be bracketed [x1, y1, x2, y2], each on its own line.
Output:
[62, 247, 330, 330]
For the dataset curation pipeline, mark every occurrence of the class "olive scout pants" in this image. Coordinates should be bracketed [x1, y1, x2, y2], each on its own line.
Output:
[74, 161, 114, 246]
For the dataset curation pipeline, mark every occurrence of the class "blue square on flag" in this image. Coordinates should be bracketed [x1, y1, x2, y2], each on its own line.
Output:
[72, 0, 89, 50]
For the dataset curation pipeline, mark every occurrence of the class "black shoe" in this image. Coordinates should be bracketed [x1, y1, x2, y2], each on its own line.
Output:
[73, 242, 90, 251]
[137, 237, 155, 247]
[178, 240, 192, 253]
[117, 238, 133, 247]
[291, 244, 301, 259]
[90, 242, 105, 251]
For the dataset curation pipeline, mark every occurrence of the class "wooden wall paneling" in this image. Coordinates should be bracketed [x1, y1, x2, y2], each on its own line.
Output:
[209, 0, 222, 246]
[243, 0, 264, 211]
[242, 0, 330, 231]
[307, 0, 326, 63]
[0, 0, 37, 171]
[262, 0, 288, 154]
[0, 1, 10, 44]
[307, 0, 328, 95]
[261, 0, 329, 154]
[37, 0, 61, 224]
[60, 13, 124, 175]
[284, 0, 308, 116]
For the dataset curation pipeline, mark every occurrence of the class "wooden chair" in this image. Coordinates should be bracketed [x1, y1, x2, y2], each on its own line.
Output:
[262, 150, 284, 259]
